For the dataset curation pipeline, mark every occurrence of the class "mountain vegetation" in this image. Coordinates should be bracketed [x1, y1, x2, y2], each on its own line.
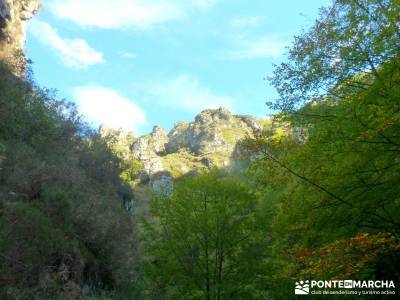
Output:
[0, 62, 140, 299]
[0, 0, 399, 299]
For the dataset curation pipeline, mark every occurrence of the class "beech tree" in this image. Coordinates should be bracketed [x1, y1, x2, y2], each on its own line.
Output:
[141, 172, 269, 300]
[241, 0, 400, 297]
[269, 0, 399, 112]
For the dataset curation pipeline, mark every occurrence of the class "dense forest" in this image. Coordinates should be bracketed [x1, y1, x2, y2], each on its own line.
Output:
[0, 0, 399, 299]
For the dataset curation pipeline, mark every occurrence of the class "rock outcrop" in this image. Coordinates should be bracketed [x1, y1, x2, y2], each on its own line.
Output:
[166, 108, 260, 157]
[0, 0, 40, 74]
[128, 108, 263, 192]
[131, 125, 168, 160]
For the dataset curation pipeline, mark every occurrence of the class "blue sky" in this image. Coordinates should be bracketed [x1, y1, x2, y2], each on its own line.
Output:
[26, 0, 329, 135]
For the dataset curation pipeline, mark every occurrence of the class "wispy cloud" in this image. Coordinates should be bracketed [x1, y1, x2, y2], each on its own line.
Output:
[48, 0, 219, 30]
[120, 52, 137, 59]
[29, 20, 104, 68]
[222, 14, 286, 60]
[190, 0, 218, 10]
[144, 75, 235, 113]
[229, 16, 264, 29]
[225, 36, 286, 60]
[73, 85, 147, 133]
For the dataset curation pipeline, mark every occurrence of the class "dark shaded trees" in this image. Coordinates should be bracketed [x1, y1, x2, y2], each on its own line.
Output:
[0, 63, 139, 299]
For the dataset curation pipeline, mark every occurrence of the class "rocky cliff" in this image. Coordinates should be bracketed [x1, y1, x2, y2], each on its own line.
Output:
[0, 0, 40, 73]
[126, 107, 264, 192]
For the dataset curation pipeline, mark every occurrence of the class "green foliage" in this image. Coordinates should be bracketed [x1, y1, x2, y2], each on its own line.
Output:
[0, 63, 138, 299]
[258, 118, 273, 131]
[99, 127, 144, 185]
[221, 127, 246, 145]
[162, 149, 205, 177]
[269, 0, 400, 112]
[243, 0, 400, 298]
[141, 172, 269, 299]
[1, 0, 399, 298]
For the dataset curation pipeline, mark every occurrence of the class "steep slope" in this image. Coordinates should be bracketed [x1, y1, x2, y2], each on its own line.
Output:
[0, 0, 40, 74]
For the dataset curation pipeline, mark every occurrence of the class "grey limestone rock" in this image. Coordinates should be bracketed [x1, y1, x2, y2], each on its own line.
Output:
[128, 107, 263, 191]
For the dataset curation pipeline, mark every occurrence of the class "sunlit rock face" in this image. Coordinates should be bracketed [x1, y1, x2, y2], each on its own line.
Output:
[151, 171, 173, 196]
[0, 0, 40, 45]
[128, 107, 263, 191]
[166, 107, 257, 157]
[150, 126, 169, 153]
[0, 0, 13, 28]
[0, 0, 40, 74]
[131, 125, 169, 161]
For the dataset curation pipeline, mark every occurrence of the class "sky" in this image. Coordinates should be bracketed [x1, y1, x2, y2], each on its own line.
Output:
[26, 0, 329, 135]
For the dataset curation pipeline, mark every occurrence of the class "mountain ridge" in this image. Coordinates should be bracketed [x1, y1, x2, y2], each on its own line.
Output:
[101, 107, 269, 193]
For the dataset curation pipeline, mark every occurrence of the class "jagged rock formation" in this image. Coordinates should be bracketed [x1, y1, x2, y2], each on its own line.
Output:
[99, 126, 136, 160]
[99, 108, 269, 196]
[166, 108, 262, 156]
[131, 125, 168, 160]
[151, 171, 174, 196]
[0, 0, 40, 74]
[129, 108, 263, 192]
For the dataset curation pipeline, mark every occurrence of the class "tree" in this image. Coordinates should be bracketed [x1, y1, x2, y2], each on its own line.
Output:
[141, 172, 269, 300]
[257, 0, 400, 237]
[0, 62, 139, 299]
[269, 0, 400, 112]
[241, 0, 400, 296]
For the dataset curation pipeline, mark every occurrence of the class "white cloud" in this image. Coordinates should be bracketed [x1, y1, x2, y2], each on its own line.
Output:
[226, 36, 286, 60]
[48, 0, 219, 30]
[190, 0, 218, 10]
[121, 52, 137, 59]
[147, 75, 235, 113]
[229, 16, 264, 29]
[73, 85, 146, 133]
[29, 20, 104, 68]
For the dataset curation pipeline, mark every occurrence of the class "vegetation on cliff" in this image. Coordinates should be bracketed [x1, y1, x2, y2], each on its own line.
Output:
[0, 63, 139, 299]
[0, 0, 399, 299]
[139, 0, 400, 298]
